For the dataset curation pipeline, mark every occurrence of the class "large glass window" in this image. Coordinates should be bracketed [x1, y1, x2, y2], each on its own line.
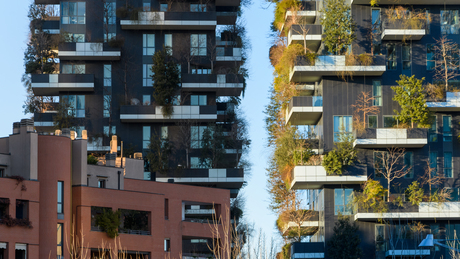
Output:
[16, 200, 28, 220]
[143, 126, 151, 149]
[404, 152, 413, 178]
[62, 64, 85, 74]
[444, 152, 453, 177]
[57, 223, 63, 259]
[443, 115, 452, 142]
[191, 95, 207, 106]
[103, 126, 116, 137]
[383, 116, 396, 128]
[160, 4, 168, 11]
[103, 95, 111, 118]
[375, 225, 385, 251]
[190, 4, 206, 12]
[143, 64, 154, 87]
[372, 80, 382, 106]
[430, 151, 437, 176]
[427, 44, 435, 70]
[441, 10, 459, 35]
[143, 95, 151, 105]
[374, 151, 387, 178]
[426, 10, 431, 34]
[333, 116, 352, 142]
[191, 126, 208, 148]
[143, 0, 151, 11]
[402, 43, 411, 71]
[143, 34, 155, 55]
[368, 115, 377, 128]
[191, 34, 207, 56]
[61, 2, 86, 24]
[429, 115, 437, 142]
[387, 44, 397, 70]
[62, 95, 85, 118]
[334, 188, 353, 215]
[57, 181, 63, 214]
[103, 1, 116, 25]
[165, 34, 172, 54]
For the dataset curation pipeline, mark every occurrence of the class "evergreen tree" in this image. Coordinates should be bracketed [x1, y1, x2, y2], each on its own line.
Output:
[146, 133, 172, 178]
[391, 75, 430, 128]
[320, 0, 356, 55]
[53, 98, 75, 130]
[151, 47, 181, 116]
[200, 124, 226, 168]
[327, 216, 362, 259]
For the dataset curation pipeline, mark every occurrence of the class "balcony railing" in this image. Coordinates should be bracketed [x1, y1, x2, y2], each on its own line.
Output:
[285, 96, 323, 125]
[118, 229, 151, 236]
[120, 105, 217, 122]
[181, 74, 244, 96]
[381, 19, 426, 40]
[291, 242, 325, 259]
[353, 128, 428, 148]
[59, 42, 121, 60]
[120, 11, 217, 30]
[427, 92, 460, 111]
[31, 74, 95, 96]
[216, 47, 242, 61]
[288, 25, 322, 50]
[290, 165, 367, 189]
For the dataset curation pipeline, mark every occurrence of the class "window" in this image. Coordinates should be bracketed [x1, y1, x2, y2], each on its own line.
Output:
[98, 179, 106, 188]
[374, 151, 387, 178]
[57, 223, 63, 259]
[143, 34, 155, 55]
[190, 157, 211, 168]
[426, 44, 435, 70]
[61, 2, 86, 24]
[191, 126, 208, 148]
[375, 225, 385, 251]
[430, 151, 437, 176]
[368, 115, 377, 128]
[63, 33, 85, 42]
[62, 95, 85, 118]
[16, 200, 28, 220]
[164, 239, 170, 252]
[62, 64, 85, 74]
[383, 116, 396, 128]
[447, 223, 460, 239]
[74, 126, 85, 138]
[15, 244, 27, 259]
[104, 33, 116, 42]
[164, 199, 169, 220]
[160, 4, 168, 11]
[161, 126, 168, 140]
[402, 43, 411, 71]
[445, 44, 460, 70]
[165, 34, 172, 54]
[57, 181, 63, 214]
[143, 64, 154, 87]
[441, 10, 459, 35]
[371, 9, 382, 55]
[103, 1, 116, 25]
[444, 152, 453, 177]
[143, 126, 151, 149]
[143, 0, 151, 11]
[387, 44, 396, 70]
[333, 116, 352, 142]
[104, 64, 112, 88]
[191, 34, 207, 56]
[119, 209, 150, 234]
[426, 10, 431, 34]
[103, 64, 112, 117]
[429, 115, 437, 142]
[404, 152, 413, 178]
[0, 198, 8, 219]
[103, 126, 116, 137]
[0, 242, 6, 259]
[431, 224, 441, 251]
[190, 4, 206, 12]
[143, 95, 151, 105]
[334, 188, 353, 215]
[372, 80, 382, 106]
[191, 95, 207, 105]
[443, 115, 452, 141]
[191, 65, 211, 74]
[0, 168, 4, 178]
[103, 95, 111, 118]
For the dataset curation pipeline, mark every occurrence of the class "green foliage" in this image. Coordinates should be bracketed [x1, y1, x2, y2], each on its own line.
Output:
[265, 90, 283, 146]
[391, 75, 431, 128]
[281, 243, 291, 259]
[407, 181, 424, 206]
[53, 99, 75, 130]
[87, 155, 98, 165]
[322, 134, 357, 175]
[200, 125, 226, 168]
[274, 0, 300, 32]
[95, 209, 121, 238]
[146, 134, 172, 175]
[353, 179, 387, 213]
[123, 143, 137, 158]
[327, 216, 362, 259]
[151, 48, 181, 117]
[320, 0, 356, 55]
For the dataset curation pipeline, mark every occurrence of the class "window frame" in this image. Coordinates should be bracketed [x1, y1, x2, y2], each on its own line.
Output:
[143, 34, 155, 56]
[372, 80, 382, 106]
[444, 152, 453, 178]
[61, 2, 86, 24]
[333, 115, 352, 142]
[190, 34, 207, 56]
[57, 181, 64, 214]
[386, 44, 397, 70]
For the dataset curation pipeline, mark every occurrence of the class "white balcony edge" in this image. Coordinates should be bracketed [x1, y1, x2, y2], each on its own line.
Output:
[292, 253, 324, 259]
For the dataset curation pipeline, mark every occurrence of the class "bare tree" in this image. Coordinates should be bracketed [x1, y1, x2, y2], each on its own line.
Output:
[351, 91, 380, 134]
[418, 159, 445, 197]
[434, 36, 459, 92]
[374, 147, 410, 200]
[279, 191, 314, 243]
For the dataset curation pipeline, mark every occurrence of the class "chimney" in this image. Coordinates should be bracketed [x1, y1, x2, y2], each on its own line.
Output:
[61, 128, 71, 138]
[55, 129, 62, 136]
[81, 130, 87, 140]
[110, 135, 117, 154]
[20, 119, 34, 133]
[12, 122, 20, 135]
[70, 130, 76, 140]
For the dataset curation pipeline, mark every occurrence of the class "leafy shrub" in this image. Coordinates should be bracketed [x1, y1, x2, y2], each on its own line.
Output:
[87, 155, 98, 165]
[95, 209, 121, 238]
[406, 181, 424, 206]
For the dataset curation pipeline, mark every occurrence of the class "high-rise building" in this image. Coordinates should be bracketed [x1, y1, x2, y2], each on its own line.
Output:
[29, 0, 248, 197]
[268, 0, 460, 258]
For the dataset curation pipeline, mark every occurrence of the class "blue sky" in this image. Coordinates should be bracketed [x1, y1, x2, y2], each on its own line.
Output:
[0, 0, 278, 247]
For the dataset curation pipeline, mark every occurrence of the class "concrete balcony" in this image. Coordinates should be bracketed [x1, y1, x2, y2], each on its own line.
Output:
[35, 0, 60, 4]
[290, 55, 386, 83]
[216, 47, 242, 63]
[216, 0, 240, 6]
[59, 43, 121, 61]
[120, 12, 216, 30]
[354, 202, 460, 221]
[280, 211, 319, 236]
[291, 242, 325, 259]
[285, 96, 323, 125]
[31, 74, 94, 96]
[33, 112, 56, 131]
[288, 25, 322, 52]
[216, 11, 237, 25]
[156, 168, 244, 195]
[353, 128, 428, 149]
[120, 105, 217, 122]
[381, 19, 426, 41]
[285, 1, 318, 24]
[290, 165, 367, 189]
[351, 0, 458, 4]
[181, 74, 244, 96]
[41, 20, 60, 34]
[427, 92, 460, 111]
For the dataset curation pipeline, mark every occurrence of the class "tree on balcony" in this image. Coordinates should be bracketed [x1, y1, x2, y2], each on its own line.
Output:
[392, 75, 430, 128]
[200, 124, 226, 168]
[151, 48, 181, 116]
[351, 91, 380, 134]
[320, 0, 356, 55]
[146, 133, 172, 178]
[434, 36, 460, 92]
[323, 133, 357, 175]
[327, 216, 362, 259]
[374, 147, 410, 201]
[53, 99, 75, 130]
[277, 193, 315, 242]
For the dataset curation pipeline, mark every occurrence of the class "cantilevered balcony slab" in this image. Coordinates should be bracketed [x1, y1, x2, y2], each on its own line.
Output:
[120, 12, 216, 30]
[59, 43, 121, 61]
[291, 242, 325, 259]
[181, 74, 244, 96]
[216, 0, 241, 6]
[290, 166, 367, 189]
[33, 112, 56, 132]
[216, 12, 237, 25]
[427, 92, 460, 111]
[290, 55, 386, 83]
[353, 128, 427, 149]
[120, 105, 217, 122]
[381, 20, 426, 41]
[287, 25, 322, 52]
[283, 1, 317, 30]
[280, 211, 319, 236]
[351, 0, 458, 4]
[285, 96, 323, 125]
[156, 168, 244, 190]
[216, 47, 242, 63]
[41, 20, 60, 34]
[35, 0, 59, 4]
[355, 202, 460, 221]
[32, 74, 94, 96]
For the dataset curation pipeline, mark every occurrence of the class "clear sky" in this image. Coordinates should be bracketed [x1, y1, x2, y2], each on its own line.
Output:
[0, 0, 278, 248]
